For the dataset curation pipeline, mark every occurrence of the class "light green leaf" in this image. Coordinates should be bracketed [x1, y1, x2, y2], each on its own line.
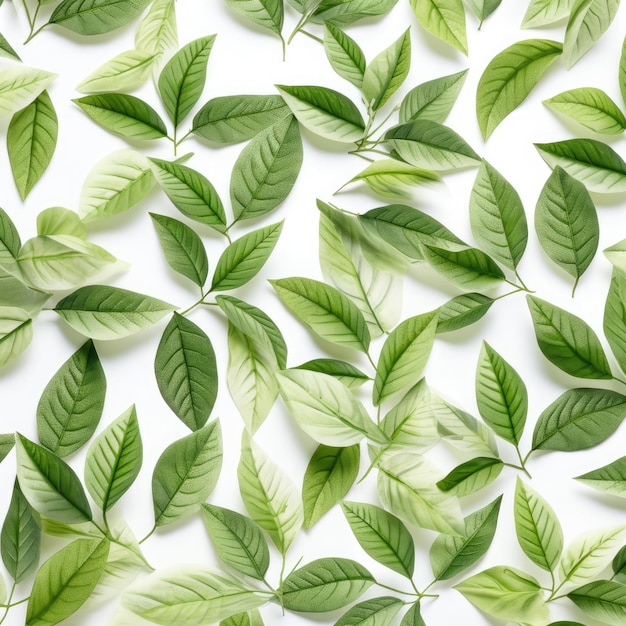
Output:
[230, 116, 302, 221]
[238, 432, 303, 554]
[76, 50, 157, 93]
[276, 84, 365, 143]
[281, 558, 374, 612]
[224, 0, 283, 38]
[85, 405, 142, 512]
[400, 603, 426, 626]
[37, 207, 86, 239]
[323, 23, 366, 88]
[220, 609, 265, 626]
[621, 34, 626, 108]
[577, 456, 626, 497]
[466, 0, 502, 21]
[0, 307, 33, 367]
[436, 293, 494, 333]
[0, 66, 56, 118]
[152, 420, 222, 527]
[373, 311, 439, 406]
[568, 579, 626, 624]
[335, 597, 404, 626]
[522, 0, 577, 27]
[0, 207, 21, 270]
[604, 269, 626, 373]
[605, 239, 626, 275]
[211, 222, 283, 292]
[436, 457, 503, 497]
[79, 149, 154, 222]
[277, 369, 385, 446]
[293, 359, 368, 389]
[311, 0, 399, 26]
[135, 0, 178, 56]
[0, 33, 20, 61]
[0, 268, 49, 315]
[54, 285, 175, 340]
[476, 39, 563, 139]
[158, 35, 216, 127]
[37, 339, 106, 458]
[514, 478, 563, 572]
[303, 444, 360, 528]
[409, 0, 467, 54]
[8, 90, 57, 200]
[155, 313, 217, 431]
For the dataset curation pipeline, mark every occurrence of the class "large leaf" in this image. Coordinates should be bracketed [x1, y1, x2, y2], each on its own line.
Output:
[323, 23, 366, 88]
[409, 0, 467, 54]
[152, 420, 223, 526]
[476, 39, 563, 139]
[0, 66, 56, 118]
[48, 0, 151, 35]
[568, 579, 626, 624]
[76, 50, 157, 93]
[436, 293, 494, 333]
[577, 456, 626, 497]
[37, 339, 106, 457]
[224, 0, 283, 39]
[0, 307, 33, 367]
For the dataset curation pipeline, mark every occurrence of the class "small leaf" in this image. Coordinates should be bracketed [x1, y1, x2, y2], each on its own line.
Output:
[293, 359, 368, 389]
[135, 0, 177, 56]
[577, 456, 626, 497]
[522, 0, 577, 28]
[0, 33, 20, 61]
[409, 0, 467, 54]
[224, 0, 283, 39]
[466, 0, 502, 21]
[400, 603, 426, 626]
[0, 66, 56, 118]
[335, 597, 403, 626]
[436, 457, 503, 497]
[0, 207, 21, 268]
[0, 435, 14, 463]
[436, 293, 494, 333]
[76, 50, 157, 94]
[323, 23, 366, 88]
[0, 307, 33, 367]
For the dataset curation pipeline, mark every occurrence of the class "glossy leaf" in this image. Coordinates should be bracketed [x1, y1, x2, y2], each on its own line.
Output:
[409, 0, 467, 54]
[77, 50, 157, 94]
[323, 23, 366, 88]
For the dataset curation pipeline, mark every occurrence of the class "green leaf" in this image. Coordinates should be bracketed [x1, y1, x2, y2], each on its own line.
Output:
[534, 138, 626, 193]
[281, 558, 374, 612]
[192, 95, 290, 145]
[559, 526, 626, 587]
[544, 87, 626, 134]
[74, 94, 167, 140]
[373, 311, 439, 406]
[48, 0, 151, 35]
[220, 609, 265, 626]
[0, 268, 49, 315]
[0, 33, 20, 61]
[276, 84, 365, 143]
[470, 160, 527, 271]
[436, 293, 494, 333]
[377, 451, 464, 535]
[568, 580, 626, 624]
[276, 369, 385, 446]
[605, 239, 626, 275]
[577, 456, 626, 497]
[436, 457, 503, 497]
[238, 432, 303, 554]
[430, 497, 502, 581]
[400, 603, 426, 626]
[0, 307, 33, 367]
[514, 478, 563, 572]
[476, 341, 527, 445]
[476, 39, 563, 140]
[8, 90, 57, 200]
[55, 285, 175, 340]
[342, 501, 415, 578]
[16, 433, 92, 524]
[201, 504, 270, 581]
[0, 435, 14, 463]
[121, 568, 268, 625]
[408, 0, 467, 54]
[37, 340, 106, 458]
[311, 0, 399, 26]
[604, 269, 626, 373]
[293, 359, 368, 389]
[271, 276, 371, 352]
[323, 23, 366, 88]
[454, 566, 549, 623]
[224, 0, 283, 39]
[384, 120, 480, 171]
[149, 158, 226, 231]
[421, 244, 505, 291]
[532, 388, 626, 451]
[302, 444, 360, 528]
[362, 28, 411, 111]
[466, 0, 502, 21]
[154, 313, 217, 431]
[527, 295, 611, 379]
[85, 405, 142, 512]
[152, 420, 222, 527]
[563, 0, 619, 68]
[335, 597, 404, 625]
[0, 207, 21, 268]
[230, 116, 302, 221]
[535, 167, 599, 291]
[76, 50, 157, 93]
[621, 35, 626, 109]
[1, 480, 40, 583]
[80, 149, 154, 222]
[0, 66, 56, 118]
[158, 35, 216, 127]
[150, 213, 208, 287]
[135, 0, 177, 56]
[399, 70, 468, 124]
[211, 222, 283, 292]
[26, 538, 110, 626]
[36, 207, 86, 239]
[522, 0, 577, 27]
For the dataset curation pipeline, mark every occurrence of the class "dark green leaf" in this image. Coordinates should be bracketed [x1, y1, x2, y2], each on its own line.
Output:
[323, 23, 366, 88]
[568, 579, 626, 624]
[436, 457, 503, 496]
[0, 33, 20, 61]
[400, 603, 426, 626]
[0, 434, 14, 463]
[312, 0, 398, 26]
[293, 359, 368, 389]
[0, 207, 21, 268]
[604, 269, 626, 374]
[576, 456, 626, 498]
[335, 596, 404, 625]
[436, 293, 494, 333]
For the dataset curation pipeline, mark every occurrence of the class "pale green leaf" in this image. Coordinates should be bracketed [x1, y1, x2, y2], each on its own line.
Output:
[135, 0, 177, 56]
[0, 307, 33, 367]
[409, 0, 467, 54]
[76, 50, 156, 93]
[436, 457, 503, 497]
[577, 456, 626, 497]
[0, 66, 56, 118]
[323, 23, 366, 88]
[522, 0, 577, 27]
[224, 0, 283, 38]
[335, 597, 403, 626]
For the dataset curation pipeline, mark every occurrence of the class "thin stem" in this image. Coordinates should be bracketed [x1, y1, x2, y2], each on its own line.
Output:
[0, 584, 15, 625]
[363, 105, 400, 142]
[172, 127, 178, 157]
[352, 147, 390, 158]
[279, 34, 286, 61]
[348, 151, 375, 164]
[21, 0, 33, 28]
[571, 276, 580, 298]
[521, 449, 533, 467]
[91, 520, 108, 536]
[300, 29, 323, 44]
[287, 9, 313, 44]
[176, 129, 193, 147]
[23, 21, 47, 44]
[514, 445, 532, 479]
[357, 445, 389, 484]
[492, 288, 524, 301]
[409, 578, 420, 595]
[376, 581, 419, 597]
[139, 524, 157, 545]
[502, 462, 526, 472]
[366, 350, 377, 371]
[514, 269, 533, 293]
[420, 580, 437, 596]
[3, 596, 29, 609]
[178, 297, 204, 316]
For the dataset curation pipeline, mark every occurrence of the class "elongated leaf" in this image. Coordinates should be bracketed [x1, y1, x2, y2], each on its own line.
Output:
[466, 0, 502, 21]
[238, 432, 303, 553]
[303, 444, 360, 528]
[55, 285, 175, 340]
[577, 456, 626, 497]
[0, 435, 14, 463]
[436, 293, 494, 333]
[374, 312, 438, 406]
[0, 33, 20, 61]
[224, 0, 283, 39]
[155, 313, 217, 431]
[201, 504, 269, 581]
[342, 501, 414, 578]
[276, 85, 365, 143]
[152, 420, 222, 526]
[522, 0, 577, 27]
[533, 388, 626, 451]
[604, 269, 626, 373]
[77, 50, 157, 93]
[311, 0, 399, 26]
[0, 66, 56, 118]
[158, 35, 216, 127]
[568, 579, 626, 624]
[281, 558, 374, 612]
[211, 222, 283, 292]
[271, 277, 370, 352]
[335, 597, 403, 626]
[409, 0, 467, 54]
[135, 0, 177, 56]
[230, 115, 302, 222]
[323, 23, 366, 88]
[192, 94, 289, 144]
[430, 496, 502, 580]
[37, 340, 106, 457]
[470, 160, 527, 271]
[436, 457, 503, 497]
[514, 478, 563, 572]
[293, 359, 368, 389]
[0, 307, 33, 367]
[476, 39, 563, 139]
[48, 0, 151, 35]
[85, 405, 142, 512]
[26, 538, 109, 626]
[527, 295, 611, 379]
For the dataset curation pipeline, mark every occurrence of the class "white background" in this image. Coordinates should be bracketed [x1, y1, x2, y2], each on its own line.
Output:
[1, 1, 626, 624]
